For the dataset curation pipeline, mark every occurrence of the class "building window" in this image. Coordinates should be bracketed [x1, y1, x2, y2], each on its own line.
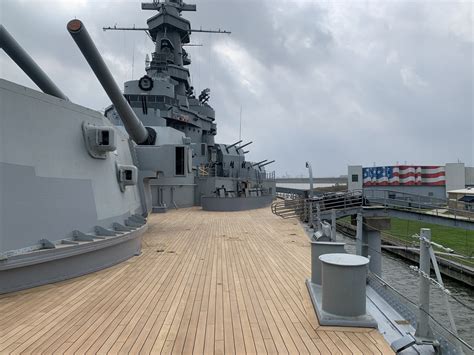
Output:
[352, 174, 359, 182]
[201, 143, 207, 156]
[175, 147, 185, 175]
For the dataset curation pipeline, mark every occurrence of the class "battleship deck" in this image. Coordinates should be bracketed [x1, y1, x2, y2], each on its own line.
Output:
[0, 208, 393, 354]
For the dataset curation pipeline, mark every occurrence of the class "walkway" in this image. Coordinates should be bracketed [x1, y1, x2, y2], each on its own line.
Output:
[0, 208, 392, 354]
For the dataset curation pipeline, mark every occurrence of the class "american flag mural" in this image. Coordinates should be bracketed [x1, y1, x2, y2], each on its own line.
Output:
[362, 166, 446, 186]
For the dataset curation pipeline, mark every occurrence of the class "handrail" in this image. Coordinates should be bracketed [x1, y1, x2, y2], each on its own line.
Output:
[272, 189, 474, 223]
[361, 189, 473, 222]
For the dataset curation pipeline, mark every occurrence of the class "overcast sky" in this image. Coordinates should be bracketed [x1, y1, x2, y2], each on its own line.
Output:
[1, 0, 472, 177]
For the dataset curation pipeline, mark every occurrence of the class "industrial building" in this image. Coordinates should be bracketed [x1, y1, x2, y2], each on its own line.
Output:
[448, 188, 474, 215]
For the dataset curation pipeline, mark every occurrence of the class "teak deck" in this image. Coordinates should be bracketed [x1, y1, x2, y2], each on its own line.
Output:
[0, 207, 393, 354]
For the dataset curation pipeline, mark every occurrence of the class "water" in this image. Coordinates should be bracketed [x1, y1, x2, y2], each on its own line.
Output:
[339, 234, 474, 347]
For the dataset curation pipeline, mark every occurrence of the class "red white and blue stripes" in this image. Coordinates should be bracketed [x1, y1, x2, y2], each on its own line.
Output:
[363, 166, 445, 186]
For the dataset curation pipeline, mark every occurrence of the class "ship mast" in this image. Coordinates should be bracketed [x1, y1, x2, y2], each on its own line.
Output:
[103, 0, 230, 97]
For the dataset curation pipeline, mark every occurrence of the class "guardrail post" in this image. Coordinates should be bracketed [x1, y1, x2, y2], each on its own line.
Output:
[415, 228, 434, 342]
[316, 203, 322, 232]
[356, 213, 363, 255]
[331, 209, 336, 241]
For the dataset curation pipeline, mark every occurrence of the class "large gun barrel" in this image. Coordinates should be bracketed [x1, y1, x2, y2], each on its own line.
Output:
[67, 19, 155, 145]
[252, 160, 267, 167]
[259, 160, 275, 168]
[237, 141, 253, 150]
[0, 25, 68, 100]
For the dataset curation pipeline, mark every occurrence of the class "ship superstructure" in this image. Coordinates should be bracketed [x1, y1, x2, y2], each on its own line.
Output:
[104, 0, 276, 211]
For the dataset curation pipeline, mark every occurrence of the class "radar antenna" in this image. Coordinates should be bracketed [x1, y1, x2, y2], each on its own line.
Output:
[102, 26, 231, 36]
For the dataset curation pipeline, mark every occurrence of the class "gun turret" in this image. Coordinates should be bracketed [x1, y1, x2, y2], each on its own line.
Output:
[252, 160, 267, 167]
[237, 141, 253, 150]
[0, 25, 68, 100]
[258, 160, 275, 168]
[67, 19, 156, 145]
[225, 140, 242, 152]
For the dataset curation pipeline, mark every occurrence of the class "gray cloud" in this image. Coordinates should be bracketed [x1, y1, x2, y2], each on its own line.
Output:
[1, 0, 472, 177]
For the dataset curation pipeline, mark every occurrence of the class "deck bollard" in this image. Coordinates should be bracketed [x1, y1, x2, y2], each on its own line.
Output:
[311, 242, 346, 285]
[320, 253, 369, 317]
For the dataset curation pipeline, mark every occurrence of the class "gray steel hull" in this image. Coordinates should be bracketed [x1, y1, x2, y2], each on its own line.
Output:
[201, 195, 274, 211]
[0, 225, 146, 294]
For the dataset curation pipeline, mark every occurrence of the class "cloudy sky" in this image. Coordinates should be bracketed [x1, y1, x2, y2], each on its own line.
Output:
[1, 0, 472, 177]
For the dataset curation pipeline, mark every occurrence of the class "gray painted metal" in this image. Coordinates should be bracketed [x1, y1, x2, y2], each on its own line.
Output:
[310, 241, 346, 285]
[0, 225, 146, 294]
[356, 213, 363, 256]
[316, 253, 377, 327]
[237, 141, 252, 150]
[67, 20, 150, 145]
[226, 140, 242, 151]
[0, 78, 144, 293]
[331, 210, 337, 241]
[0, 25, 68, 100]
[201, 195, 274, 211]
[101, 0, 276, 210]
[259, 160, 275, 168]
[366, 230, 382, 276]
[415, 229, 435, 342]
[306, 280, 377, 328]
[320, 254, 369, 316]
[305, 162, 314, 198]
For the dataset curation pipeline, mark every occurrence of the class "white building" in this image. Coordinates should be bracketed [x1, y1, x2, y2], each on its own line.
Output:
[348, 163, 473, 199]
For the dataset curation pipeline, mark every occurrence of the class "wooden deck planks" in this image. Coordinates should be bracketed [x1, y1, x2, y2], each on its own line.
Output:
[0, 207, 393, 354]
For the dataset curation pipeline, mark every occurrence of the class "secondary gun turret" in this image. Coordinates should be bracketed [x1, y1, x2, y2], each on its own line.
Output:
[67, 19, 156, 145]
[225, 140, 242, 152]
[252, 160, 267, 167]
[237, 141, 253, 151]
[0, 25, 68, 100]
[258, 160, 275, 168]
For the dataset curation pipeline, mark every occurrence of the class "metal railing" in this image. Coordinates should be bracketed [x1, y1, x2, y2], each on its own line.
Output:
[258, 170, 276, 181]
[272, 189, 474, 224]
[272, 190, 365, 220]
[363, 189, 474, 222]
